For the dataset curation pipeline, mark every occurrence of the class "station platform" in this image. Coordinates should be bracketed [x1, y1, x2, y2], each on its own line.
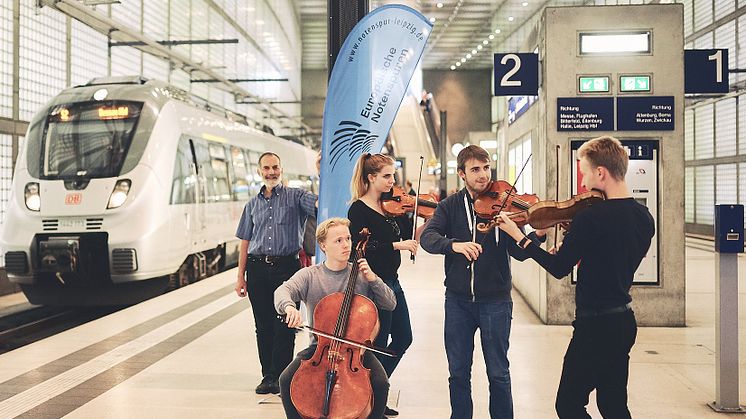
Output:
[0, 245, 744, 418]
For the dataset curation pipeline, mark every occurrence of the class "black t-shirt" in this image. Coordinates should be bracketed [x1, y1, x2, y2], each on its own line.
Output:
[347, 200, 411, 281]
[525, 198, 655, 310]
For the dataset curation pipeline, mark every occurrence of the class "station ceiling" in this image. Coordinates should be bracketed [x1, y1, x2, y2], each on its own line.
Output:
[297, 0, 591, 71]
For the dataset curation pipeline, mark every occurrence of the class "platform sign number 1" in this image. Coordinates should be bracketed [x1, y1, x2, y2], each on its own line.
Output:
[684, 49, 729, 94]
[494, 53, 538, 96]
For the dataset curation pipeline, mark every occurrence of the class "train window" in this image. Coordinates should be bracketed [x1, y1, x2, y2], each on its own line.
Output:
[193, 139, 231, 203]
[170, 137, 196, 204]
[208, 143, 226, 159]
[248, 151, 260, 164]
[36, 101, 143, 179]
[230, 146, 250, 201]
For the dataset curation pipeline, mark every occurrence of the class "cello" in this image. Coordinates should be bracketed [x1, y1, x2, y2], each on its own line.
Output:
[290, 229, 380, 419]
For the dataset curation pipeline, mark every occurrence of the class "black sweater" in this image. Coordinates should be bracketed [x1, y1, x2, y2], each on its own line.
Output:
[420, 188, 543, 302]
[524, 198, 654, 310]
[348, 200, 412, 281]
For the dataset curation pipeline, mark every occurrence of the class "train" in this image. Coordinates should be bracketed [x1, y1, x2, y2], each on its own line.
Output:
[1, 76, 317, 306]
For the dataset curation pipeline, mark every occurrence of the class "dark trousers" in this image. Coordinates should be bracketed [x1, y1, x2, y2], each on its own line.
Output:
[279, 345, 390, 419]
[373, 278, 413, 377]
[556, 310, 637, 419]
[444, 293, 513, 419]
[246, 257, 300, 379]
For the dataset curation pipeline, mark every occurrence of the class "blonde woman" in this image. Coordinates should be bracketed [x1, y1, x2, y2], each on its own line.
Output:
[347, 153, 418, 417]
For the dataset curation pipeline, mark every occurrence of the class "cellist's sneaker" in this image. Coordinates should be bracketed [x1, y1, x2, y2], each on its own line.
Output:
[255, 376, 274, 394]
[384, 406, 399, 417]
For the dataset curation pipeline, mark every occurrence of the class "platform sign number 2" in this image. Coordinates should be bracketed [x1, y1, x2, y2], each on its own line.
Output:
[494, 53, 538, 96]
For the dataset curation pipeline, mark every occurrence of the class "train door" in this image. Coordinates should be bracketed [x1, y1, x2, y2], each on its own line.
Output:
[191, 139, 209, 251]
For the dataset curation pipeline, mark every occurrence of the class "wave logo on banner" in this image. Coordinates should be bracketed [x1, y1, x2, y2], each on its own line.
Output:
[318, 4, 432, 229]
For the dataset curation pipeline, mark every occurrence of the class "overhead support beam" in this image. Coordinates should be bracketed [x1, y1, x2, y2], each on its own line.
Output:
[192, 78, 289, 83]
[236, 100, 302, 104]
[109, 39, 239, 47]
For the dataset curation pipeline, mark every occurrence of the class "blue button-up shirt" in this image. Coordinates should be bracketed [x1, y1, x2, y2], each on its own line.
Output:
[235, 184, 317, 256]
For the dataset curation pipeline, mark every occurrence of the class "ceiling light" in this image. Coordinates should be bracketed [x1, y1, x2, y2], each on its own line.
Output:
[450, 65, 456, 70]
[437, 2, 444, 7]
[429, 17, 436, 23]
[460, 58, 466, 63]
[471, 49, 477, 54]
[456, 62, 461, 66]
[489, 34, 494, 39]
[508, 16, 514, 21]
[522, 1, 528, 6]
[495, 28, 501, 34]
[483, 40, 489, 45]
[477, 45, 483, 50]
[256, 20, 265, 25]
[466, 53, 472, 59]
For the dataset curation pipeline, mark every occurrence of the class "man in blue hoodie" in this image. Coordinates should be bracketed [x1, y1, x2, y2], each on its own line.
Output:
[421, 145, 545, 419]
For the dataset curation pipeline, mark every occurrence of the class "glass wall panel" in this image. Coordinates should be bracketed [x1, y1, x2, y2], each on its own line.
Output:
[693, 0, 713, 32]
[714, 0, 735, 20]
[19, 2, 66, 121]
[0, 3, 12, 118]
[716, 164, 737, 205]
[0, 134, 11, 226]
[685, 166, 694, 223]
[684, 109, 694, 161]
[695, 165, 714, 225]
[71, 20, 108, 86]
[715, 98, 736, 157]
[694, 104, 714, 159]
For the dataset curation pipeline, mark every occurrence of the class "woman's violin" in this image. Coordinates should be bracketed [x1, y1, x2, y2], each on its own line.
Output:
[381, 185, 438, 219]
[476, 189, 606, 232]
[473, 180, 540, 219]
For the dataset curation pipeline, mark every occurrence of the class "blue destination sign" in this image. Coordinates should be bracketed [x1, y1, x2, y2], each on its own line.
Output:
[557, 97, 614, 131]
[617, 96, 674, 131]
[507, 95, 536, 124]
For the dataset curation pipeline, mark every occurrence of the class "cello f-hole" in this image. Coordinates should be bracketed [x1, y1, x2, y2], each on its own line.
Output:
[346, 347, 360, 372]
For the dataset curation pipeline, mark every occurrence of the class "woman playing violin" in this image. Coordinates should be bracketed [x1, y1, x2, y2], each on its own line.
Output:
[275, 217, 396, 419]
[496, 136, 654, 419]
[347, 153, 417, 416]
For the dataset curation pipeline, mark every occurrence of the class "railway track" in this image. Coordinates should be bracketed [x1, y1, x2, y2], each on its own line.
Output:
[0, 304, 120, 354]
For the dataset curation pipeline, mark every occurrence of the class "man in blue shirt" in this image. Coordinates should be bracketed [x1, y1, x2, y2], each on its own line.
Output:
[235, 152, 317, 395]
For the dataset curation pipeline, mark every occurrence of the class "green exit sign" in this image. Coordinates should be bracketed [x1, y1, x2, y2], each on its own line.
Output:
[578, 76, 609, 93]
[620, 75, 651, 92]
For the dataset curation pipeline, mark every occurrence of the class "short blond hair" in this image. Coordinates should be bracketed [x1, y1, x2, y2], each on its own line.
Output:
[316, 217, 351, 244]
[577, 136, 628, 181]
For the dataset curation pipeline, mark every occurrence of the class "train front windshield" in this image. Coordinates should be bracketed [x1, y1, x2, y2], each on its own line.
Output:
[37, 101, 142, 179]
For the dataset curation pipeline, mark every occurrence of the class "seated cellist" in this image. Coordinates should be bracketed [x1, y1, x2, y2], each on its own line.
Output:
[274, 217, 396, 419]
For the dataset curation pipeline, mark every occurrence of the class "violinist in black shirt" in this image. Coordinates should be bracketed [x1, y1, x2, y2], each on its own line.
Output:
[497, 136, 654, 419]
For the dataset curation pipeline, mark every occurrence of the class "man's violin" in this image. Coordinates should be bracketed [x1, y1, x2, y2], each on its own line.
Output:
[476, 189, 606, 232]
[473, 180, 540, 219]
[381, 185, 438, 219]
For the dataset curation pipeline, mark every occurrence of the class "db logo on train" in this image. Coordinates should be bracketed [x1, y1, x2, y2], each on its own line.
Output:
[65, 193, 82, 205]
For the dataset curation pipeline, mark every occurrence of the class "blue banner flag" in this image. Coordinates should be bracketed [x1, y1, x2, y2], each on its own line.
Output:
[318, 4, 432, 229]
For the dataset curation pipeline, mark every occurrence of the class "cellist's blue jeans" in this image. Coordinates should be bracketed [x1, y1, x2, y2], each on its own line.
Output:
[445, 292, 514, 419]
[278, 345, 390, 419]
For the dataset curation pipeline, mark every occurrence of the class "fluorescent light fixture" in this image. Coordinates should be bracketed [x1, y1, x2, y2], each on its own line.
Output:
[450, 65, 456, 70]
[480, 140, 498, 149]
[580, 31, 651, 54]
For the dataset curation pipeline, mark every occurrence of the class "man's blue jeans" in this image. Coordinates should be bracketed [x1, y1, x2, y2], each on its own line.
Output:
[445, 292, 513, 419]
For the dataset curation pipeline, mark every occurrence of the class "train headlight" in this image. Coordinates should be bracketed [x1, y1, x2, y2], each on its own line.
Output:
[107, 179, 131, 209]
[24, 182, 40, 211]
